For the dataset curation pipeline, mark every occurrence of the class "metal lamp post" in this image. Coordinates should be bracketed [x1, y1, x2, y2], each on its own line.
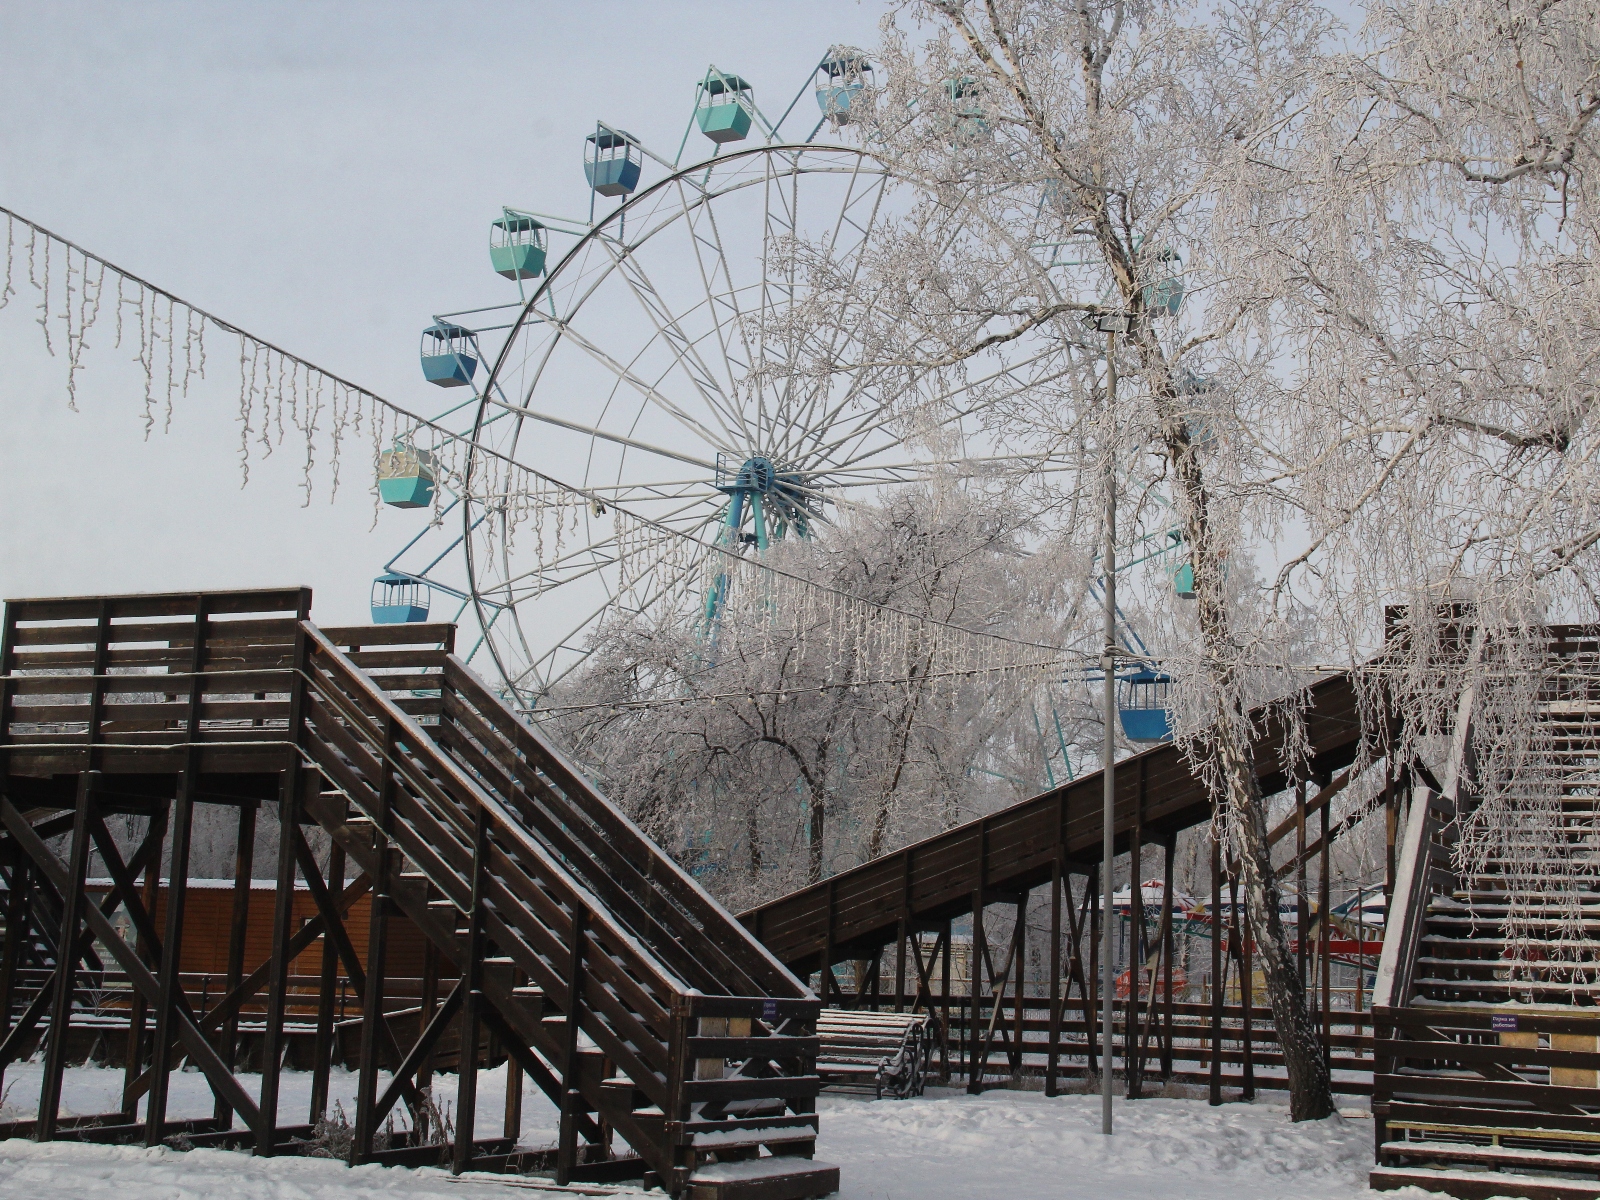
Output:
[1087, 312, 1127, 1136]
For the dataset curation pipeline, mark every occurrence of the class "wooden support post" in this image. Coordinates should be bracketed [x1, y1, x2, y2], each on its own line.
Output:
[1208, 831, 1222, 1106]
[1127, 791, 1144, 1099]
[309, 838, 344, 1125]
[218, 803, 256, 1127]
[37, 771, 96, 1142]
[1012, 896, 1026, 1080]
[1232, 869, 1254, 1101]
[146, 781, 196, 1145]
[354, 721, 399, 1166]
[258, 598, 311, 1156]
[1320, 792, 1332, 1063]
[1160, 836, 1175, 1080]
[453, 807, 491, 1176]
[0, 852, 26, 1106]
[940, 918, 952, 1083]
[894, 921, 908, 1014]
[1087, 862, 1100, 1080]
[504, 968, 524, 1143]
[821, 878, 836, 1007]
[122, 804, 168, 1119]
[1046, 860, 1063, 1097]
[967, 891, 984, 1093]
[1296, 781, 1308, 987]
[555, 909, 587, 1187]
[1384, 760, 1397, 902]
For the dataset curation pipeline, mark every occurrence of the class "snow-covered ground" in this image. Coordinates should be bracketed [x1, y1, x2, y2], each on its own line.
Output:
[0, 1066, 1403, 1199]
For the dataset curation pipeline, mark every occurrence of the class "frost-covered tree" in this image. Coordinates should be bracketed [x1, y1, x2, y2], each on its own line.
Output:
[546, 486, 1091, 911]
[824, 0, 1599, 1120]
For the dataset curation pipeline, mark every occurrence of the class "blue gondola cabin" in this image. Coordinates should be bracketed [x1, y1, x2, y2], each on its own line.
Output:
[371, 574, 430, 624]
[490, 214, 547, 280]
[697, 69, 755, 144]
[815, 48, 872, 126]
[1118, 668, 1174, 743]
[377, 441, 437, 509]
[420, 322, 477, 388]
[585, 129, 642, 197]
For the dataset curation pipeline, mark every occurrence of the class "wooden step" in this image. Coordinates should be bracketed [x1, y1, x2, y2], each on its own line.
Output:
[1372, 1165, 1600, 1200]
[1384, 1139, 1600, 1174]
[688, 1157, 839, 1200]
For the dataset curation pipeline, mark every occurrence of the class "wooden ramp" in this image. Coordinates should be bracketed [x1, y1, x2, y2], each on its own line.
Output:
[0, 589, 835, 1200]
[740, 670, 1367, 978]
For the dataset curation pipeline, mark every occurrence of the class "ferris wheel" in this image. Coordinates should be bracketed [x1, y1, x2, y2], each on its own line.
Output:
[373, 50, 1033, 704]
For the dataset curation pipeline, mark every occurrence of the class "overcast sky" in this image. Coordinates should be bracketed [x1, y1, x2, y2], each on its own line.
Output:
[0, 1, 885, 624]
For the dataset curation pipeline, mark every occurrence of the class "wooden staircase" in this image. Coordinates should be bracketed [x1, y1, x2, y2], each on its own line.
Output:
[295, 624, 836, 1198]
[1374, 629, 1600, 1200]
[0, 590, 836, 1199]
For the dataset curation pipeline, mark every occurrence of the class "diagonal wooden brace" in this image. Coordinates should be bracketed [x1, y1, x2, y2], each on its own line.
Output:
[1, 796, 264, 1136]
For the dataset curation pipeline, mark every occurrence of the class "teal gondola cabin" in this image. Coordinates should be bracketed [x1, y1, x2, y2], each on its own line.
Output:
[490, 214, 547, 280]
[697, 69, 754, 144]
[815, 48, 872, 126]
[377, 441, 437, 509]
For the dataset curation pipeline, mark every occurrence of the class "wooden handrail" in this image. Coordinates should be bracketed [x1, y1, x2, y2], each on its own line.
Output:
[300, 624, 687, 1002]
[1373, 677, 1477, 1011]
[439, 657, 807, 998]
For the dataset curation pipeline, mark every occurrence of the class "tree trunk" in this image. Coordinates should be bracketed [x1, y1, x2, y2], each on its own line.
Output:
[1174, 425, 1335, 1121]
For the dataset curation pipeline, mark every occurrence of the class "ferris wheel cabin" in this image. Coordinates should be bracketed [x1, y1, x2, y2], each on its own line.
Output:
[377, 440, 438, 509]
[1143, 247, 1185, 317]
[419, 322, 478, 388]
[696, 69, 754, 144]
[815, 48, 872, 126]
[944, 75, 987, 139]
[1172, 562, 1196, 599]
[371, 573, 431, 624]
[1118, 668, 1174, 743]
[490, 213, 547, 280]
[585, 129, 642, 197]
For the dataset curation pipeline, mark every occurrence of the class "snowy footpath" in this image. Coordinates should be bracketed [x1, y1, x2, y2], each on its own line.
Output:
[0, 1066, 1408, 1199]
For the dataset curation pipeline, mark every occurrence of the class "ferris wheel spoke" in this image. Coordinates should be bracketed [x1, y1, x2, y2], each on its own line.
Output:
[771, 161, 889, 455]
[596, 239, 759, 453]
[672, 178, 760, 413]
[478, 394, 719, 472]
[550, 318, 741, 458]
[506, 513, 721, 696]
